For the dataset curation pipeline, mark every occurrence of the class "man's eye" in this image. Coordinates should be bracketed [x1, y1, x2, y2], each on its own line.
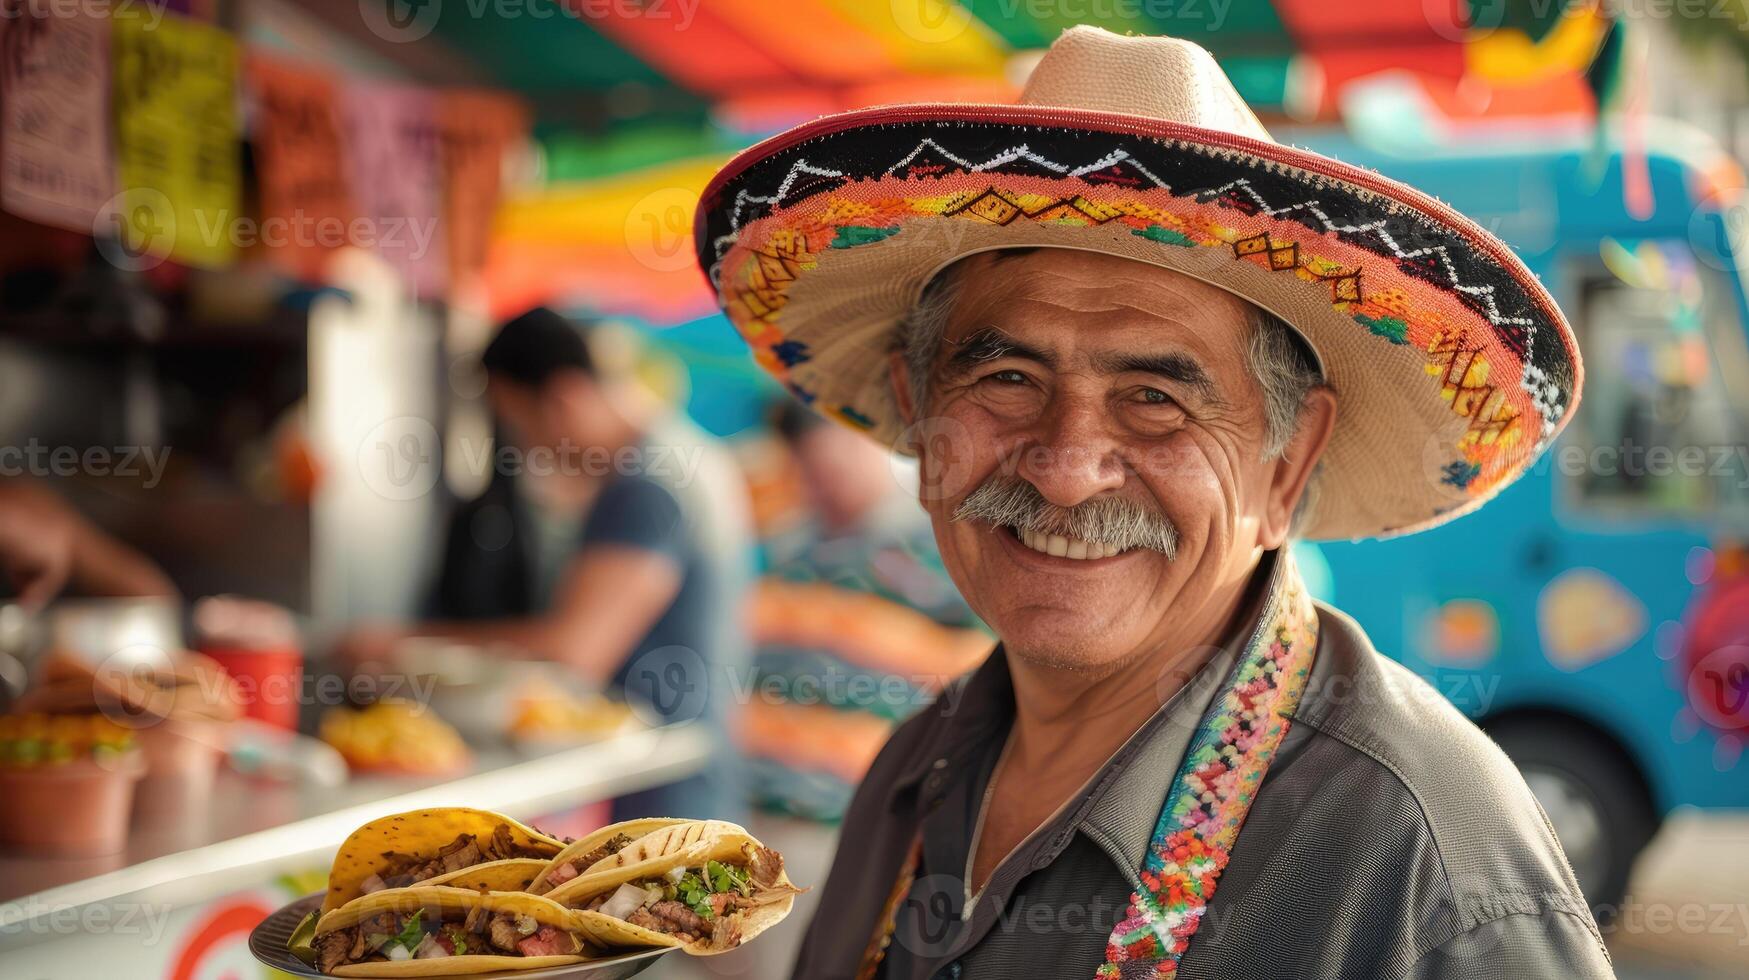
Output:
[1137, 387, 1171, 405]
[989, 370, 1028, 384]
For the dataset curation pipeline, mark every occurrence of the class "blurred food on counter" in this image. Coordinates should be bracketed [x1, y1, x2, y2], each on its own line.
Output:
[0, 713, 141, 854]
[510, 689, 639, 747]
[18, 649, 242, 725]
[319, 700, 471, 777]
[10, 641, 244, 835]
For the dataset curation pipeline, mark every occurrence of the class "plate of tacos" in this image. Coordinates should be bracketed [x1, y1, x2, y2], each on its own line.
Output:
[250, 807, 804, 977]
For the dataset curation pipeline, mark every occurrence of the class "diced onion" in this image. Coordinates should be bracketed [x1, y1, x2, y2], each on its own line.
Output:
[599, 882, 653, 921]
[663, 866, 685, 884]
[414, 935, 448, 959]
[360, 873, 387, 895]
[386, 945, 412, 961]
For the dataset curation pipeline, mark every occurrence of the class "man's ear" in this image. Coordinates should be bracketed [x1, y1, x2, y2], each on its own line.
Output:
[1260, 387, 1336, 550]
[889, 350, 918, 428]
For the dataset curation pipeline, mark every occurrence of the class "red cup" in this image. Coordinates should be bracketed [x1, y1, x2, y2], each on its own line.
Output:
[201, 645, 303, 730]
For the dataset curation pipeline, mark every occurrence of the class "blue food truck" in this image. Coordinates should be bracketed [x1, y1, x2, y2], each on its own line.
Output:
[1295, 122, 1749, 911]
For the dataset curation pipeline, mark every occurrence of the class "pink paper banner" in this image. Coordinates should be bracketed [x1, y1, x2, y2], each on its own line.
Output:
[1, 11, 115, 233]
[343, 83, 446, 297]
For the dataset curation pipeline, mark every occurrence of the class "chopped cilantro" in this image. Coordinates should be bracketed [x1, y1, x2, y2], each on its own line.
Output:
[706, 861, 749, 896]
[676, 871, 714, 918]
[390, 909, 425, 951]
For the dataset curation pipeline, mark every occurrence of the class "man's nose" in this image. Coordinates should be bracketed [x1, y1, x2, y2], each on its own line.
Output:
[1017, 404, 1126, 508]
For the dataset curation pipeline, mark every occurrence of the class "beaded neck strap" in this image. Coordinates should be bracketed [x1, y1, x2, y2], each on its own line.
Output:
[855, 558, 1321, 979]
[1098, 559, 1320, 978]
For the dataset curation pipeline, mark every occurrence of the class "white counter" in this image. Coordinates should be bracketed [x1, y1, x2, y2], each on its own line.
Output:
[0, 723, 712, 955]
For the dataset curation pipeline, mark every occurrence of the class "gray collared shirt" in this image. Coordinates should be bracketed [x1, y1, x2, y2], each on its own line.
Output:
[790, 554, 1614, 980]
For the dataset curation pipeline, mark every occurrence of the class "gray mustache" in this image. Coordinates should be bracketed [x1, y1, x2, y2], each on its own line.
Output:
[951, 475, 1178, 558]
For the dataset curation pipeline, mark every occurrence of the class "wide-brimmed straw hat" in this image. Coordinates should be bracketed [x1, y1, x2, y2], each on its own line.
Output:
[692, 26, 1581, 541]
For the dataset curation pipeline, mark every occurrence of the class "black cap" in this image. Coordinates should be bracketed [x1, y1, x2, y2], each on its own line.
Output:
[480, 307, 595, 388]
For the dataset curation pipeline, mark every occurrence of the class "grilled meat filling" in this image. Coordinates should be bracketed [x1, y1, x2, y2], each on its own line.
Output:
[590, 848, 802, 952]
[314, 908, 592, 975]
[535, 831, 636, 893]
[577, 833, 636, 872]
[375, 823, 551, 886]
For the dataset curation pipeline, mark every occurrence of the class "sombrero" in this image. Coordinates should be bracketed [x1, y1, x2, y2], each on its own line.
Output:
[692, 26, 1581, 541]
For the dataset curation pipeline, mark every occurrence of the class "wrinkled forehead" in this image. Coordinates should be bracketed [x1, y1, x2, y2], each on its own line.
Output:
[943, 248, 1258, 357]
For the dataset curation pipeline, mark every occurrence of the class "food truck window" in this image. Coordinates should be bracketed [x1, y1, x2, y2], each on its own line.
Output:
[1566, 245, 1749, 527]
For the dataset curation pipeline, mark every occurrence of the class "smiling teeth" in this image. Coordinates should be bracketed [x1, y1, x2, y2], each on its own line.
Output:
[1017, 528, 1119, 560]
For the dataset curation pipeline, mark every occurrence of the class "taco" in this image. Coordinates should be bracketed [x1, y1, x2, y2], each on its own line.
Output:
[419, 857, 549, 893]
[308, 885, 599, 977]
[526, 817, 687, 896]
[556, 821, 804, 955]
[321, 808, 567, 914]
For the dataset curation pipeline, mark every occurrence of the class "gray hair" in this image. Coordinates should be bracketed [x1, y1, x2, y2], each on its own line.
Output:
[896, 258, 1327, 526]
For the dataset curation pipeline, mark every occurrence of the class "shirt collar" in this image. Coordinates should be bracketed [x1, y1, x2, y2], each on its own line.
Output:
[891, 548, 1296, 857]
[890, 642, 1017, 798]
[1078, 549, 1290, 868]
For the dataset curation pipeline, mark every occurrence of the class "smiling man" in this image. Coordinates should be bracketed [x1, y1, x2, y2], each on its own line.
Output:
[695, 27, 1610, 980]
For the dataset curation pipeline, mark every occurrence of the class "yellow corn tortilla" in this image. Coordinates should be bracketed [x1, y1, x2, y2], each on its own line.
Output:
[312, 885, 591, 977]
[551, 822, 801, 956]
[321, 808, 566, 914]
[543, 820, 744, 905]
[422, 857, 549, 892]
[527, 818, 688, 895]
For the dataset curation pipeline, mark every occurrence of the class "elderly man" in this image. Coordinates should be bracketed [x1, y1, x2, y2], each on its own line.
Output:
[695, 27, 1607, 980]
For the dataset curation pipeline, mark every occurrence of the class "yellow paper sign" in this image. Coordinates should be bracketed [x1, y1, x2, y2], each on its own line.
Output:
[110, 11, 240, 268]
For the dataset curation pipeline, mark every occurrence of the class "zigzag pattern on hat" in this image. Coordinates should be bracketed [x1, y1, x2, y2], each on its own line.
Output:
[1200, 177, 1564, 443]
[705, 128, 1568, 445]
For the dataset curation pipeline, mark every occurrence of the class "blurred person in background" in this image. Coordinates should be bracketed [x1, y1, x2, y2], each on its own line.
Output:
[764, 398, 976, 631]
[338, 307, 752, 824]
[734, 402, 987, 978]
[0, 480, 176, 607]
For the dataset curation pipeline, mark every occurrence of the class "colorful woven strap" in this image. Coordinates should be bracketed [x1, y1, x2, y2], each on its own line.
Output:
[854, 562, 1320, 979]
[1098, 565, 1320, 978]
[857, 833, 924, 980]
